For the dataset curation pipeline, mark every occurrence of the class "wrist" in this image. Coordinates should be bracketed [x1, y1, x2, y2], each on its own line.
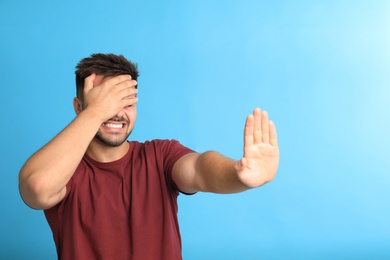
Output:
[77, 108, 106, 127]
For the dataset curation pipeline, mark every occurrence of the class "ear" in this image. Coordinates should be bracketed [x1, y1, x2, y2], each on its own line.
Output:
[73, 97, 83, 115]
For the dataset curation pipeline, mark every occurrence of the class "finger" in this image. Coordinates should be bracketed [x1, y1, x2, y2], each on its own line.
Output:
[261, 110, 270, 143]
[83, 73, 96, 94]
[123, 92, 138, 101]
[120, 85, 138, 100]
[122, 96, 139, 107]
[253, 107, 262, 144]
[114, 78, 137, 91]
[107, 74, 133, 86]
[244, 114, 254, 150]
[269, 120, 278, 146]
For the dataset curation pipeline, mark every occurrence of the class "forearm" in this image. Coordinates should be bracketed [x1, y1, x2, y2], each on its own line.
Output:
[174, 108, 278, 194]
[195, 151, 250, 194]
[19, 109, 102, 209]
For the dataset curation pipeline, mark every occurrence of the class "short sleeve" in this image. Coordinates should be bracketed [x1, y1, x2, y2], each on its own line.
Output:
[157, 140, 195, 193]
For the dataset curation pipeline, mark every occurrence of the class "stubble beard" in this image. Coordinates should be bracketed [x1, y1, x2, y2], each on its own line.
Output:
[95, 130, 132, 147]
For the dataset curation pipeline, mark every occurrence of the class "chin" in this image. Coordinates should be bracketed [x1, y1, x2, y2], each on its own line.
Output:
[95, 133, 131, 147]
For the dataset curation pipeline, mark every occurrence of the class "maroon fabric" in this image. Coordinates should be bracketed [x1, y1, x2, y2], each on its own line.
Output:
[44, 140, 194, 260]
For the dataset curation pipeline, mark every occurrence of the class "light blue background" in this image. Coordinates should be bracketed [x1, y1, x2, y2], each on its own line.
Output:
[1, 0, 389, 259]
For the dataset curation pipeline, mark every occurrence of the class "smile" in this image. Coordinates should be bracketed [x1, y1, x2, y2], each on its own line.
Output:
[102, 123, 124, 129]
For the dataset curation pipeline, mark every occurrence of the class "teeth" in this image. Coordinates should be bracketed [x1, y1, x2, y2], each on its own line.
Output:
[104, 123, 123, 129]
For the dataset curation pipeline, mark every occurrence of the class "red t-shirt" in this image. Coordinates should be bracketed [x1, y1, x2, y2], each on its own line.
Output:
[44, 140, 194, 260]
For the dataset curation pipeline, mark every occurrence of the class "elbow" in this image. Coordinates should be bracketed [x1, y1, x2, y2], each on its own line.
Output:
[18, 171, 58, 210]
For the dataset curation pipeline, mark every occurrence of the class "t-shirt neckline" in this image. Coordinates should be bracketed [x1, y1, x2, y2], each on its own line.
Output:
[83, 141, 136, 168]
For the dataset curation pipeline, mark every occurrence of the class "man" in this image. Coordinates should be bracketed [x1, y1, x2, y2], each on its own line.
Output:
[19, 53, 279, 259]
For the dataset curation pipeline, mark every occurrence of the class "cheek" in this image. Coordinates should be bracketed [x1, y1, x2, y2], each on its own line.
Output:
[124, 107, 137, 121]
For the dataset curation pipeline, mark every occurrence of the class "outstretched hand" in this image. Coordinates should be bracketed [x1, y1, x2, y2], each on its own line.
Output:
[234, 108, 279, 188]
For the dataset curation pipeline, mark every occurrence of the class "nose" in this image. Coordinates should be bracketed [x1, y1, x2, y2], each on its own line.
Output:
[115, 108, 126, 118]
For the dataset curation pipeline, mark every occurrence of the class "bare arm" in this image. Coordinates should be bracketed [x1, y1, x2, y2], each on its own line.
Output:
[172, 108, 279, 194]
[19, 74, 138, 209]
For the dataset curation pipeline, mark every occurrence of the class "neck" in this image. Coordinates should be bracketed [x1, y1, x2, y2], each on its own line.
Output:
[86, 140, 130, 163]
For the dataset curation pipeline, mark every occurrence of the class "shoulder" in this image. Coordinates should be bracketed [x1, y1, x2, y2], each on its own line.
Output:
[130, 139, 194, 163]
[130, 139, 186, 150]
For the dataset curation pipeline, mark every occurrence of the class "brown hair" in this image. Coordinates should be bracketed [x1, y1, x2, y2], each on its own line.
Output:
[75, 53, 139, 100]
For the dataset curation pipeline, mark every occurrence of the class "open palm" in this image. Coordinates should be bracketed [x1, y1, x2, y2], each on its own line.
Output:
[235, 108, 280, 188]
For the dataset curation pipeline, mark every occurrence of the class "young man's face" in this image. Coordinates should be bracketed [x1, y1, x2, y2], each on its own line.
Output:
[87, 74, 137, 147]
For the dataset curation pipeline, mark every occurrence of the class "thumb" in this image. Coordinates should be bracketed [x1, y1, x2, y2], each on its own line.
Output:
[84, 73, 96, 94]
[234, 157, 246, 173]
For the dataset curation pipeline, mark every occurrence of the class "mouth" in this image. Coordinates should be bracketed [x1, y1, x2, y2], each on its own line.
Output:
[102, 122, 126, 129]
